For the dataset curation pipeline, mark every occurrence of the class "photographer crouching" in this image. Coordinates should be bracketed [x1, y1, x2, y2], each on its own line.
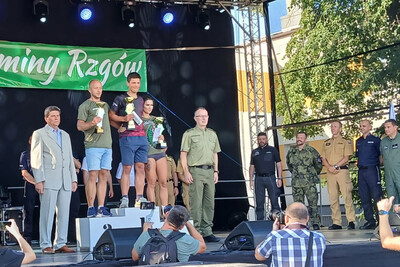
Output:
[255, 202, 326, 267]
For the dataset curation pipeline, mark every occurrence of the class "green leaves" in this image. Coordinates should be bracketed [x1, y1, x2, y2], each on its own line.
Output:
[277, 0, 400, 139]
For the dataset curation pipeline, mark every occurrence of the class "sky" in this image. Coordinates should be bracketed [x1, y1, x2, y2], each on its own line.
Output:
[233, 0, 287, 45]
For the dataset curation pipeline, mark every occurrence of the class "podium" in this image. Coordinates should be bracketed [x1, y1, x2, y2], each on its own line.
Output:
[76, 207, 161, 252]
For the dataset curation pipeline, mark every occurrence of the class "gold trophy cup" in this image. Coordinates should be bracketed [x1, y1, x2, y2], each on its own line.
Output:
[125, 97, 136, 130]
[94, 101, 105, 134]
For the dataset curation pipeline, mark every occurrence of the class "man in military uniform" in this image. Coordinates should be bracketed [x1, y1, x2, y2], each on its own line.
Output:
[249, 132, 283, 221]
[180, 107, 221, 243]
[321, 121, 356, 230]
[177, 159, 190, 212]
[286, 132, 322, 230]
[380, 119, 400, 204]
[356, 120, 382, 230]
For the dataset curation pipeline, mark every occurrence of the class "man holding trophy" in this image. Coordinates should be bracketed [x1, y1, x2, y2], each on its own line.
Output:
[77, 79, 113, 217]
[109, 72, 148, 208]
[142, 97, 169, 213]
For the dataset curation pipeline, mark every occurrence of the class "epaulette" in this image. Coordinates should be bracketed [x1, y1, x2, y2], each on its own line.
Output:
[185, 128, 195, 133]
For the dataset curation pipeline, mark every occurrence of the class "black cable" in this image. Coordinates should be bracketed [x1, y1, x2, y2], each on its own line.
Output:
[277, 41, 400, 76]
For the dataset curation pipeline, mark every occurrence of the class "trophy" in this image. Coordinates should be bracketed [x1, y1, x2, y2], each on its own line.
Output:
[94, 101, 105, 134]
[125, 97, 136, 130]
[153, 117, 167, 149]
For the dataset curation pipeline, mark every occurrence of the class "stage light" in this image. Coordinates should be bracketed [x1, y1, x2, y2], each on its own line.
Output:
[161, 7, 174, 24]
[121, 5, 136, 28]
[78, 3, 93, 21]
[197, 9, 210, 31]
[33, 0, 49, 23]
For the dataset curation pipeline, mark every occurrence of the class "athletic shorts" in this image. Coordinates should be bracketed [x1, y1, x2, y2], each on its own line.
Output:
[148, 152, 165, 161]
[119, 136, 148, 165]
[85, 148, 112, 171]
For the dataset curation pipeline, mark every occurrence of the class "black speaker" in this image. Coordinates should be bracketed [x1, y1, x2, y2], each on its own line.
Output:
[224, 220, 273, 250]
[93, 227, 143, 260]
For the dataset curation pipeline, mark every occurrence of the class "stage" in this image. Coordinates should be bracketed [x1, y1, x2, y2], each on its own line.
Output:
[17, 227, 399, 266]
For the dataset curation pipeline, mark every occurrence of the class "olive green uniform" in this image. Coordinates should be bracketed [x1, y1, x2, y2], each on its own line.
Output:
[181, 126, 221, 236]
[380, 132, 400, 203]
[286, 144, 323, 225]
[177, 159, 190, 212]
[321, 136, 355, 226]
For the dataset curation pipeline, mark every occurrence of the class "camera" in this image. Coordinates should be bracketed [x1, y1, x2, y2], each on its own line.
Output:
[140, 201, 155, 210]
[271, 211, 285, 225]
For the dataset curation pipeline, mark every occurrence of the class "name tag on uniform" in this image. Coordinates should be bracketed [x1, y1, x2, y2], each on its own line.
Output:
[266, 151, 272, 154]
[368, 141, 374, 144]
[393, 144, 399, 149]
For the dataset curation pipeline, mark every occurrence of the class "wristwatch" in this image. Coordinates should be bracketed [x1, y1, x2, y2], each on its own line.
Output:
[378, 210, 389, 216]
[334, 165, 339, 170]
[214, 170, 219, 173]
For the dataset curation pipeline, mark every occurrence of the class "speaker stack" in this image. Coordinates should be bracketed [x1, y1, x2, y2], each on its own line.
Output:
[224, 220, 273, 250]
[93, 227, 143, 260]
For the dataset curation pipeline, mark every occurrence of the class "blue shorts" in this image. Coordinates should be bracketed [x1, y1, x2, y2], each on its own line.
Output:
[120, 136, 148, 166]
[85, 148, 112, 171]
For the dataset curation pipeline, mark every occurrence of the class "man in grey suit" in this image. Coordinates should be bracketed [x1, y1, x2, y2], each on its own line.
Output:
[31, 106, 78, 254]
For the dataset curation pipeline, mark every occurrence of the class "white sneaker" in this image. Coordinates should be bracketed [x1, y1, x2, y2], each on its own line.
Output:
[134, 197, 148, 208]
[119, 197, 129, 208]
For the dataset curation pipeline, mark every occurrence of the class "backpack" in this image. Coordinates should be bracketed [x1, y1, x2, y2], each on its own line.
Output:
[138, 229, 185, 265]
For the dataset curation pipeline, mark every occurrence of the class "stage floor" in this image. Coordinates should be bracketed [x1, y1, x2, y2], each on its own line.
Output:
[14, 227, 399, 266]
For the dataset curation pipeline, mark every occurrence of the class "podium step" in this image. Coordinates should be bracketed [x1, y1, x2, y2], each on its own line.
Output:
[76, 207, 161, 252]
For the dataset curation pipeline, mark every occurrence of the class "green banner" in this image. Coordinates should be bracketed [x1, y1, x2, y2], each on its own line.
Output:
[0, 40, 147, 92]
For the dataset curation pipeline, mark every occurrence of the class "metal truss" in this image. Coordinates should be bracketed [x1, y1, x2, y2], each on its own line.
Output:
[240, 5, 268, 148]
[116, 0, 263, 8]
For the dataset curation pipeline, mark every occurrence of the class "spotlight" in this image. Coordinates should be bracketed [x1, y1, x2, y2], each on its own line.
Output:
[33, 0, 49, 23]
[196, 9, 210, 31]
[78, 3, 93, 21]
[161, 7, 174, 24]
[121, 5, 136, 28]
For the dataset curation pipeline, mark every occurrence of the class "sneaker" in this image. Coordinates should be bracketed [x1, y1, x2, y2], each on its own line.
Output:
[347, 222, 355, 230]
[203, 234, 220, 243]
[312, 224, 320, 230]
[87, 207, 97, 218]
[97, 206, 112, 217]
[359, 222, 376, 230]
[163, 204, 173, 215]
[119, 197, 129, 208]
[134, 197, 148, 208]
[328, 224, 342, 230]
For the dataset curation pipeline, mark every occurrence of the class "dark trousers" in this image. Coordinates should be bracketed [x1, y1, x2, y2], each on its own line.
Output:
[255, 175, 281, 220]
[358, 166, 382, 224]
[23, 182, 39, 242]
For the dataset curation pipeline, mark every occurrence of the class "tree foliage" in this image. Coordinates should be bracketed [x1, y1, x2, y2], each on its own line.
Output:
[277, 0, 400, 139]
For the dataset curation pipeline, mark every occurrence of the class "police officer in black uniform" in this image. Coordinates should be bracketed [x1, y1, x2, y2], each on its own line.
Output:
[19, 136, 39, 244]
[356, 120, 382, 230]
[249, 132, 282, 220]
